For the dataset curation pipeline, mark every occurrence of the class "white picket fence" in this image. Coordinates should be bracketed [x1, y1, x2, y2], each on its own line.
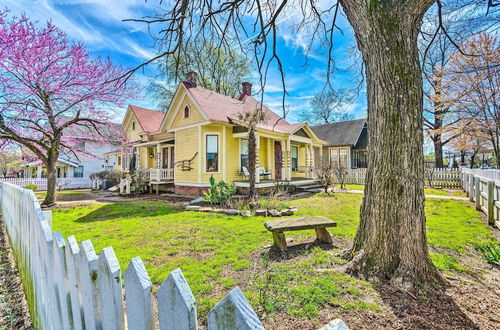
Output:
[0, 182, 264, 329]
[342, 168, 462, 188]
[0, 177, 92, 190]
[461, 169, 500, 228]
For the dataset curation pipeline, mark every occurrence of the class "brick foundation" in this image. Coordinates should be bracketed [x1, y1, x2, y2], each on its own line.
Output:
[175, 185, 209, 196]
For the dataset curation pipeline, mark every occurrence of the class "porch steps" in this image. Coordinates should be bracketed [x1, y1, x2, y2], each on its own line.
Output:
[295, 181, 324, 193]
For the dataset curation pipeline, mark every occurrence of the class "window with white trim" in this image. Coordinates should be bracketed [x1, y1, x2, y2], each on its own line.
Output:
[206, 135, 219, 172]
[184, 105, 190, 118]
[240, 139, 248, 171]
[74, 166, 84, 178]
[291, 146, 298, 171]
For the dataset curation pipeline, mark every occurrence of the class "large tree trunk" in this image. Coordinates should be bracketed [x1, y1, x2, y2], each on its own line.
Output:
[340, 0, 442, 288]
[433, 136, 444, 168]
[42, 149, 59, 207]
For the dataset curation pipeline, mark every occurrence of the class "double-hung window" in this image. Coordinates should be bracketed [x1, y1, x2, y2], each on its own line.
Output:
[74, 166, 84, 178]
[339, 149, 347, 168]
[240, 139, 248, 172]
[206, 135, 219, 172]
[291, 146, 298, 171]
[330, 149, 339, 166]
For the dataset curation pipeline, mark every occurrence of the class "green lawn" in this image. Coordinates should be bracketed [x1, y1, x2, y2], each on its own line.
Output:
[52, 194, 495, 324]
[344, 184, 466, 197]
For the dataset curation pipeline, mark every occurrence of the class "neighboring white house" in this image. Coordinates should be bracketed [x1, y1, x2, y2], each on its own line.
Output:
[21, 138, 117, 179]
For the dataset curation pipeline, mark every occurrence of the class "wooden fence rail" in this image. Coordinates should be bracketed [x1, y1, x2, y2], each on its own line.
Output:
[0, 182, 264, 329]
[461, 169, 500, 229]
[342, 168, 462, 188]
[0, 177, 92, 190]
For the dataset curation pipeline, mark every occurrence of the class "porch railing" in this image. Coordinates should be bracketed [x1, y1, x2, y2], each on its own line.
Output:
[149, 168, 174, 182]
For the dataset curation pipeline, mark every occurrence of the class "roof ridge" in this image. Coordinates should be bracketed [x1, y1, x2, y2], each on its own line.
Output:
[311, 118, 366, 127]
[129, 104, 163, 113]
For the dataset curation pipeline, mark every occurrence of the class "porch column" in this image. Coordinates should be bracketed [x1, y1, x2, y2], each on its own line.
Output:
[267, 138, 272, 177]
[255, 133, 260, 183]
[37, 165, 42, 178]
[281, 139, 287, 180]
[287, 138, 292, 181]
[308, 143, 314, 178]
[319, 146, 323, 167]
[222, 126, 227, 181]
[156, 144, 161, 168]
[305, 145, 310, 178]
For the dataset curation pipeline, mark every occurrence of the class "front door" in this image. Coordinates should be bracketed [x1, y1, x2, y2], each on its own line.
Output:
[274, 141, 282, 180]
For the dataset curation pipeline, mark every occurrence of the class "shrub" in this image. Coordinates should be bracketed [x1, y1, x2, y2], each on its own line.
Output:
[23, 183, 37, 191]
[315, 164, 335, 193]
[130, 169, 149, 196]
[203, 176, 237, 206]
[89, 170, 122, 186]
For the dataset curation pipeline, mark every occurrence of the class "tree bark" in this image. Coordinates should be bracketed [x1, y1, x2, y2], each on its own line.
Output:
[42, 148, 59, 207]
[433, 136, 444, 168]
[340, 0, 442, 288]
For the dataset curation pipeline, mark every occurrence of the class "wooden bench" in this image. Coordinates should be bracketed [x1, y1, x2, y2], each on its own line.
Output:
[264, 216, 337, 252]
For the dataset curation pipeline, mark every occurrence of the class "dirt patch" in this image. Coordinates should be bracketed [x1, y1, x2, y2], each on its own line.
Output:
[0, 219, 32, 329]
[195, 233, 500, 329]
[136, 193, 196, 204]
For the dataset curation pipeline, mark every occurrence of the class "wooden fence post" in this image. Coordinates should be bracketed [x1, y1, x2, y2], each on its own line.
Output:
[125, 257, 154, 330]
[487, 180, 495, 226]
[158, 268, 197, 330]
[475, 179, 481, 210]
[469, 174, 475, 202]
[53, 231, 71, 330]
[208, 287, 264, 330]
[79, 240, 101, 329]
[66, 235, 84, 330]
[99, 247, 125, 330]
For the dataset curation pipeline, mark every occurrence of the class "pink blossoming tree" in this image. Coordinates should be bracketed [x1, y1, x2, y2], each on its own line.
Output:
[0, 13, 136, 206]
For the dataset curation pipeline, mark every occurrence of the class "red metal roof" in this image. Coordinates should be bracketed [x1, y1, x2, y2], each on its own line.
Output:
[128, 105, 165, 133]
[185, 84, 302, 134]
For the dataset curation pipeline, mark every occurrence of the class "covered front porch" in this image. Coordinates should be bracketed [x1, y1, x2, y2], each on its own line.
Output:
[234, 130, 324, 184]
[122, 138, 176, 183]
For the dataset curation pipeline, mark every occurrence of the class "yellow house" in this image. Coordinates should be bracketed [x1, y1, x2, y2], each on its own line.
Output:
[117, 72, 325, 195]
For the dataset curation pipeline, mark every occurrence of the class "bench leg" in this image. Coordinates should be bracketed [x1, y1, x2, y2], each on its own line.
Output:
[272, 232, 287, 252]
[315, 228, 333, 244]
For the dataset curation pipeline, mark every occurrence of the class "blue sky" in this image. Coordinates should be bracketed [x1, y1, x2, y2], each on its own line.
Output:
[4, 0, 367, 122]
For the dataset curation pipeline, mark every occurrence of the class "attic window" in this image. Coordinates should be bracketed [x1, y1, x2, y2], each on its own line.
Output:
[184, 106, 190, 118]
[132, 121, 136, 130]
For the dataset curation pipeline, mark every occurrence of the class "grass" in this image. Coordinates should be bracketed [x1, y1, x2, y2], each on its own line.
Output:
[51, 194, 496, 323]
[343, 184, 466, 197]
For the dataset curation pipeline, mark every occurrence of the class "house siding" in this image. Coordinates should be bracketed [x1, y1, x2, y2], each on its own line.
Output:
[124, 112, 144, 142]
[174, 126, 200, 183]
[170, 96, 205, 129]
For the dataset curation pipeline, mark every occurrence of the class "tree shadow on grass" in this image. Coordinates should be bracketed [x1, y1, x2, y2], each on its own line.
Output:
[74, 201, 183, 223]
[265, 239, 336, 261]
[377, 284, 479, 329]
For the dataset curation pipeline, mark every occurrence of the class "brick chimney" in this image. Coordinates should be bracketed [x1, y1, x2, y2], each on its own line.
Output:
[185, 71, 197, 87]
[242, 82, 252, 96]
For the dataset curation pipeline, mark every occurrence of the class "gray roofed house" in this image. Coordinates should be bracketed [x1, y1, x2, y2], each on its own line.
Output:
[311, 119, 368, 168]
